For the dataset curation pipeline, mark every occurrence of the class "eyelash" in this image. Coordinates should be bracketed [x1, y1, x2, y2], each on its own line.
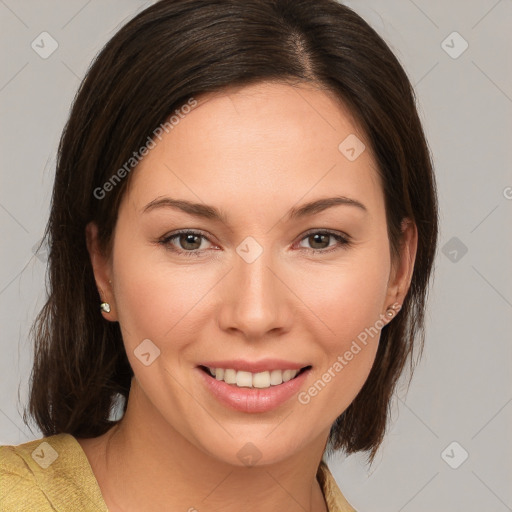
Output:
[158, 229, 351, 257]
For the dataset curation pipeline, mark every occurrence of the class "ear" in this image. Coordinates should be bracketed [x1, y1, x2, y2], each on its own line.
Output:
[384, 218, 418, 314]
[85, 221, 118, 322]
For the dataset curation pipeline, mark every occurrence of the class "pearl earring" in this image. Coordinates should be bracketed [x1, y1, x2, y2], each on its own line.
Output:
[385, 304, 401, 320]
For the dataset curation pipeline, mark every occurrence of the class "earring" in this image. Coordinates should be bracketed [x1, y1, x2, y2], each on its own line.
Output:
[385, 304, 401, 319]
[100, 302, 111, 313]
[100, 280, 113, 314]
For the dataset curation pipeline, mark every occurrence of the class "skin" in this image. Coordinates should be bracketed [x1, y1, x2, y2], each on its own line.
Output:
[80, 81, 417, 512]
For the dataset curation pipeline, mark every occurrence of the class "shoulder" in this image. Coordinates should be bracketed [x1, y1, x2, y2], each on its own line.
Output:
[0, 433, 108, 512]
[0, 435, 66, 511]
[317, 459, 358, 512]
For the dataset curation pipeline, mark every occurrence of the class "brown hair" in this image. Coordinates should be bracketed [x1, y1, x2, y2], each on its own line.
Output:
[26, 0, 438, 463]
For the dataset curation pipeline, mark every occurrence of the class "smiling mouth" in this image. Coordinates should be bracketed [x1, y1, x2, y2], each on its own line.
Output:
[199, 365, 311, 389]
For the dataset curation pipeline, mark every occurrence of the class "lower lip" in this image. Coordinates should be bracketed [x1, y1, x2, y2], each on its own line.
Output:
[197, 367, 311, 413]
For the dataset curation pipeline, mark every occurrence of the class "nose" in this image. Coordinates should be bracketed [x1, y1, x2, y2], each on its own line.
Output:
[217, 250, 294, 341]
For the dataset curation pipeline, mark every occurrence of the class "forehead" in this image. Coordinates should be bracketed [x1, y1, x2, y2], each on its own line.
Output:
[124, 81, 383, 218]
[174, 80, 365, 160]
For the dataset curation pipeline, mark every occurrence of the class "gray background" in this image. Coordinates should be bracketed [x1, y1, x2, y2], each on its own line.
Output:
[1, 1, 511, 511]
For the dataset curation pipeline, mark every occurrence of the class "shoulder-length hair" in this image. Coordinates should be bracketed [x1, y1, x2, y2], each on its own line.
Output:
[26, 0, 438, 463]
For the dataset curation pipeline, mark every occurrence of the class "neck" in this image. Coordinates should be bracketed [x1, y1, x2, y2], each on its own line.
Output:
[81, 381, 329, 512]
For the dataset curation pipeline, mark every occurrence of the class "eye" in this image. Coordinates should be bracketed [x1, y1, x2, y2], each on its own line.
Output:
[158, 228, 351, 257]
[159, 230, 215, 257]
[296, 230, 351, 254]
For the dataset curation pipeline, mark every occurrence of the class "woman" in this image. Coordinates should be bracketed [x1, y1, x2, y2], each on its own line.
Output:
[0, 0, 438, 510]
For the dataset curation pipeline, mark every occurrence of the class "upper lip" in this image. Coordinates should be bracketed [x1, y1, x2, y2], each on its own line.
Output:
[198, 359, 310, 373]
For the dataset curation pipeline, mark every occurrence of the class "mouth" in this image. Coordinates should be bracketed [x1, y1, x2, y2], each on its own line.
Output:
[196, 361, 313, 413]
[198, 365, 312, 389]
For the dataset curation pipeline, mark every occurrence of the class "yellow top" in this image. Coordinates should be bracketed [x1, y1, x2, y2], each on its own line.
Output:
[0, 434, 356, 511]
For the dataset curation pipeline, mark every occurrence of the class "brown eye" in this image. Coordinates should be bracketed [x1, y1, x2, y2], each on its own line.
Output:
[159, 230, 213, 257]
[297, 230, 351, 254]
[307, 233, 331, 250]
[177, 233, 203, 251]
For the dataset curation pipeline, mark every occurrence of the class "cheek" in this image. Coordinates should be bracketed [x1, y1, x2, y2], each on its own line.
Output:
[110, 237, 218, 354]
[298, 244, 391, 346]
[294, 244, 390, 412]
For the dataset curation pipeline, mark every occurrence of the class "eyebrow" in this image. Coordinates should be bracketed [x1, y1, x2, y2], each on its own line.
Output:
[142, 195, 367, 224]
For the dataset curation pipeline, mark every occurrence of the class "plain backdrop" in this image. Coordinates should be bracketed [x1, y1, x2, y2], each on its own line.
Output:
[1, 1, 511, 511]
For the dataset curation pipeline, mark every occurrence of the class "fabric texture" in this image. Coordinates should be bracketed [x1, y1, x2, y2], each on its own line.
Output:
[0, 434, 356, 511]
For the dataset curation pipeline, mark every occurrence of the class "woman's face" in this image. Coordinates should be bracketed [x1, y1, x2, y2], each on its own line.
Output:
[89, 81, 413, 466]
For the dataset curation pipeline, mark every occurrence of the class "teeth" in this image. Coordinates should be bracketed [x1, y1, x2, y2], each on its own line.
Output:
[252, 371, 270, 388]
[282, 369, 296, 382]
[207, 367, 300, 388]
[236, 371, 252, 388]
[224, 369, 237, 384]
[270, 369, 283, 385]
